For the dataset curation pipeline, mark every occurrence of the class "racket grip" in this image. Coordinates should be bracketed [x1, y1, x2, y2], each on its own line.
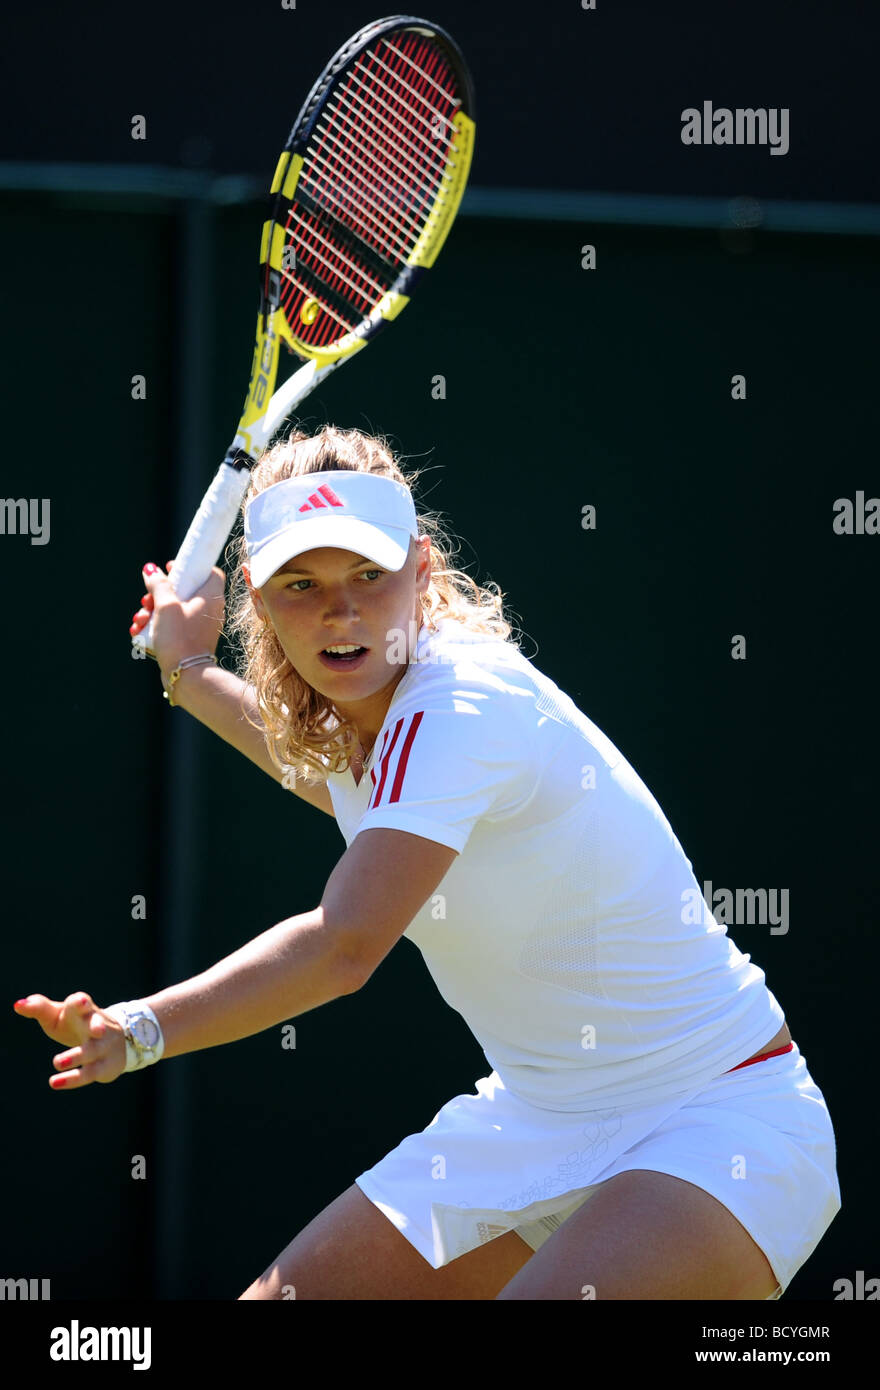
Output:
[133, 461, 251, 658]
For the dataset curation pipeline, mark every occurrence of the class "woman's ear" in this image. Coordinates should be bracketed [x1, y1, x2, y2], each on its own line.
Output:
[415, 534, 432, 595]
[243, 564, 267, 621]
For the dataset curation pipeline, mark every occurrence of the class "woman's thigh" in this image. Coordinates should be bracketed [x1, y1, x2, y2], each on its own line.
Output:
[238, 1183, 534, 1300]
[495, 1169, 780, 1300]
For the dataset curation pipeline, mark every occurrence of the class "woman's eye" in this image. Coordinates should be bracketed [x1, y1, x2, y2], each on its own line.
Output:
[284, 570, 381, 591]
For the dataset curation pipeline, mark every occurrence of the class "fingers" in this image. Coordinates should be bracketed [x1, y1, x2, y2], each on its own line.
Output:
[51, 1040, 90, 1088]
[50, 1040, 99, 1089]
[129, 559, 225, 641]
[142, 563, 168, 591]
[61, 994, 88, 1040]
[51, 1009, 123, 1090]
[16, 991, 90, 1022]
[13, 993, 61, 1033]
[16, 990, 92, 1051]
[59, 992, 96, 1041]
[129, 592, 154, 635]
[66, 991, 94, 1017]
[50, 1050, 114, 1089]
[130, 561, 169, 636]
[16, 991, 124, 1088]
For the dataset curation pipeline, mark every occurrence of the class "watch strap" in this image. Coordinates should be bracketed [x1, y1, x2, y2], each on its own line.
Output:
[104, 1001, 165, 1072]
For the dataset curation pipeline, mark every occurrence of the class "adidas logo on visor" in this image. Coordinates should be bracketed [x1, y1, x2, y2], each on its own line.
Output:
[298, 484, 345, 512]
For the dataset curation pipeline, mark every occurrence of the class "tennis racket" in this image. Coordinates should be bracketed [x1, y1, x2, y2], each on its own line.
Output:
[133, 13, 474, 656]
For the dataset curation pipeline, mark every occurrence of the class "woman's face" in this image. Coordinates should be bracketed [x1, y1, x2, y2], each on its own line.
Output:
[245, 535, 432, 719]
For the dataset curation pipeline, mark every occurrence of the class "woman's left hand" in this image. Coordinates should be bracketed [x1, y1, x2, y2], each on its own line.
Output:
[14, 991, 127, 1090]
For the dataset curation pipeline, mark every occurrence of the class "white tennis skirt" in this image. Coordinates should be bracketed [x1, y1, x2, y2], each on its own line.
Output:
[354, 1041, 840, 1297]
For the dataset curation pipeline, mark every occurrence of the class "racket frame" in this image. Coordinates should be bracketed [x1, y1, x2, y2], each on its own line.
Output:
[134, 14, 474, 658]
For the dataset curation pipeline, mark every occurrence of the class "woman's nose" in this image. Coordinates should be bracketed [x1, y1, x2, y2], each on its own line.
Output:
[323, 594, 359, 620]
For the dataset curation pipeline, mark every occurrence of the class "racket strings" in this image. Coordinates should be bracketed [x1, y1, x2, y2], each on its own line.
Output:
[278, 196, 399, 350]
[279, 269, 355, 337]
[309, 92, 450, 249]
[303, 131, 424, 262]
[281, 29, 464, 349]
[366, 38, 461, 126]
[301, 122, 426, 264]
[300, 35, 460, 261]
[343, 36, 457, 235]
[281, 205, 399, 347]
[283, 210, 390, 328]
[344, 60, 454, 182]
[352, 51, 451, 149]
[325, 83, 450, 189]
[286, 209, 387, 301]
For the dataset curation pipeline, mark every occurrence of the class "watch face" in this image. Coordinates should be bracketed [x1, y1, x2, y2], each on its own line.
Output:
[133, 1017, 160, 1049]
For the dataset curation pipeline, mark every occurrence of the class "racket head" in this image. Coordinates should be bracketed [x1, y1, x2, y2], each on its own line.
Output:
[261, 15, 475, 369]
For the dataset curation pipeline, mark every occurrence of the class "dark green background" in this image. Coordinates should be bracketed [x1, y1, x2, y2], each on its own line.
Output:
[1, 190, 874, 1298]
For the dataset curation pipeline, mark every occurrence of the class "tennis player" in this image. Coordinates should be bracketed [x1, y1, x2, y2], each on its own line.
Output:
[16, 426, 840, 1300]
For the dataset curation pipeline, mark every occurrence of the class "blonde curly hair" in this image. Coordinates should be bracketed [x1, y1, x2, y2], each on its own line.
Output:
[225, 425, 522, 785]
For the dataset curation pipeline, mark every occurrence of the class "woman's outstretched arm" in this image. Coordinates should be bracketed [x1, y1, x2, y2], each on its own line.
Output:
[15, 909, 359, 1088]
[15, 829, 455, 1089]
[142, 908, 360, 1060]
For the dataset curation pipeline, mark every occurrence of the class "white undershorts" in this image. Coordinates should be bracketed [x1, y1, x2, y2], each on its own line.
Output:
[355, 1041, 840, 1298]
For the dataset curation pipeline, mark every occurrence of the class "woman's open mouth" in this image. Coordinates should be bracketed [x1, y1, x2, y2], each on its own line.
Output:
[318, 645, 369, 671]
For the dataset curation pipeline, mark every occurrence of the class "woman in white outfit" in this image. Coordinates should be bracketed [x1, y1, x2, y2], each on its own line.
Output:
[17, 425, 840, 1300]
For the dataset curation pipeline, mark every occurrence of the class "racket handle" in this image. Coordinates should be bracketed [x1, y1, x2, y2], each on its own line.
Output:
[133, 461, 251, 658]
[132, 355, 345, 657]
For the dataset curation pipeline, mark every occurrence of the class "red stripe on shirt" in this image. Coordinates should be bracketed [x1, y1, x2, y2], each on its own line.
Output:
[368, 712, 424, 809]
[389, 710, 424, 803]
[368, 726, 391, 804]
[369, 718, 404, 810]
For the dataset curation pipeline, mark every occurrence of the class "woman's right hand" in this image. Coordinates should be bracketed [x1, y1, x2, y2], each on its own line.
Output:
[14, 991, 127, 1090]
[130, 561, 227, 680]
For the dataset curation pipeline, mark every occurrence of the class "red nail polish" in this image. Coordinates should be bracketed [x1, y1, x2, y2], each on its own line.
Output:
[14, 998, 29, 1007]
[143, 563, 158, 575]
[53, 1076, 66, 1087]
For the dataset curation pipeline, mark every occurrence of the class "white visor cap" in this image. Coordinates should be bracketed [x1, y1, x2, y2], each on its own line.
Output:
[244, 470, 418, 590]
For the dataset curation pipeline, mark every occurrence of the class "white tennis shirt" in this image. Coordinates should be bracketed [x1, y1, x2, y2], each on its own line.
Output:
[325, 616, 786, 1110]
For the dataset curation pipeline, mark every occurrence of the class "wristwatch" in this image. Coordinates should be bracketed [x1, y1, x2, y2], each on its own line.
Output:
[104, 1003, 164, 1071]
